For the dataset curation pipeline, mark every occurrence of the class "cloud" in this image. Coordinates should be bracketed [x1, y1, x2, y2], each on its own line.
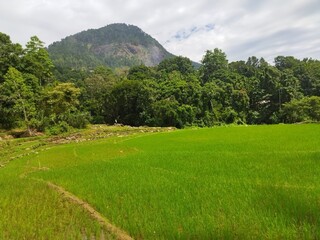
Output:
[1, 0, 319, 63]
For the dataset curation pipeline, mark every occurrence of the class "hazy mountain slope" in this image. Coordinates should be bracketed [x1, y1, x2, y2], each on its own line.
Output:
[48, 23, 174, 69]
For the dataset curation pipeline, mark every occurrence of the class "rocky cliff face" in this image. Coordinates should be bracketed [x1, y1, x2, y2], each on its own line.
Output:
[48, 23, 173, 69]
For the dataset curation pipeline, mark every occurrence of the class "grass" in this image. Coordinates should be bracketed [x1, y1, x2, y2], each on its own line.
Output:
[1, 124, 320, 239]
[0, 125, 170, 239]
[0, 176, 113, 239]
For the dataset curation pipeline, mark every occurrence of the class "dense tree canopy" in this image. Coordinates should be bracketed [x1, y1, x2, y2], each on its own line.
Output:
[22, 36, 54, 86]
[0, 34, 84, 134]
[1, 31, 320, 133]
[0, 33, 23, 83]
[0, 67, 35, 132]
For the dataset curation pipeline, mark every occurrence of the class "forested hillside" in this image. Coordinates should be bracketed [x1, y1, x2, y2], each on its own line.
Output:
[48, 23, 173, 71]
[1, 28, 320, 135]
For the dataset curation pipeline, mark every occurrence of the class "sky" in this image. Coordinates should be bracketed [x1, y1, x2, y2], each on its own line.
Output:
[1, 0, 320, 63]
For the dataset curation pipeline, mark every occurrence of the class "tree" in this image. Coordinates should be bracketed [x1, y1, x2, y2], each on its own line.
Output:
[230, 61, 253, 78]
[147, 99, 196, 128]
[246, 56, 260, 68]
[22, 36, 54, 86]
[41, 83, 82, 128]
[297, 59, 320, 96]
[274, 56, 300, 71]
[0, 32, 23, 82]
[280, 96, 320, 123]
[251, 64, 282, 123]
[231, 89, 249, 116]
[279, 69, 303, 104]
[0, 67, 36, 134]
[127, 65, 156, 81]
[307, 96, 320, 121]
[83, 66, 118, 123]
[157, 56, 195, 76]
[104, 80, 152, 126]
[200, 82, 225, 125]
[200, 48, 228, 84]
[161, 71, 201, 113]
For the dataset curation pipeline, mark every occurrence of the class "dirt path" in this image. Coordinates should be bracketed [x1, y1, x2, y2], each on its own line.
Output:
[45, 181, 133, 240]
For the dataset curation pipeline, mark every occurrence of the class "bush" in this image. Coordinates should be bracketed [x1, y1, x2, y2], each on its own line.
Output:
[280, 96, 320, 123]
[45, 121, 70, 135]
[65, 111, 90, 129]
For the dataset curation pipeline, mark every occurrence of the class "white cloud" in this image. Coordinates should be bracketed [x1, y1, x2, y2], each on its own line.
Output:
[1, 0, 319, 63]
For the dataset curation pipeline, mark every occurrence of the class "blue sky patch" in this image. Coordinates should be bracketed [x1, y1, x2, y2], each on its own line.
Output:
[173, 23, 215, 41]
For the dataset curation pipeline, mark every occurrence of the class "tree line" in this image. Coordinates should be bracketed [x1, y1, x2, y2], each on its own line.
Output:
[1, 32, 320, 135]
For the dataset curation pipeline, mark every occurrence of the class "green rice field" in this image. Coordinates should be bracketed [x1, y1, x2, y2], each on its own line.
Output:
[1, 124, 320, 239]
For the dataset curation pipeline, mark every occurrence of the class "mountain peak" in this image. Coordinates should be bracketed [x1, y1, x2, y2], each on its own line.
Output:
[48, 23, 173, 69]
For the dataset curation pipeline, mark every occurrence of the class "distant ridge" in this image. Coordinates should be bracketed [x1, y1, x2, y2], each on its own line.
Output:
[48, 23, 174, 69]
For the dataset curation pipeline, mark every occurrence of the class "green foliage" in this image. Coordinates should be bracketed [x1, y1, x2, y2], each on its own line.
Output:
[43, 83, 80, 115]
[275, 56, 300, 71]
[281, 96, 320, 123]
[22, 36, 54, 86]
[127, 64, 156, 81]
[0, 33, 23, 82]
[82, 66, 117, 123]
[275, 56, 320, 96]
[1, 30, 320, 130]
[41, 83, 83, 130]
[0, 67, 36, 131]
[200, 48, 228, 84]
[157, 56, 195, 76]
[231, 89, 250, 121]
[298, 59, 320, 96]
[147, 99, 196, 128]
[65, 111, 91, 129]
[45, 121, 70, 135]
[104, 80, 153, 126]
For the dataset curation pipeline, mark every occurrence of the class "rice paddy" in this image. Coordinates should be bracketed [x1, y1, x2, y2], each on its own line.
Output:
[1, 124, 320, 239]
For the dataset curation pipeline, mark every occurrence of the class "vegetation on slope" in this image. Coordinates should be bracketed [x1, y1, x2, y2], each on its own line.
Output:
[48, 23, 174, 69]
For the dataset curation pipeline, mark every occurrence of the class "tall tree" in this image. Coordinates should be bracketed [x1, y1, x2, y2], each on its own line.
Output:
[22, 36, 54, 86]
[127, 65, 156, 81]
[104, 80, 152, 126]
[200, 48, 228, 84]
[281, 96, 320, 123]
[41, 83, 85, 131]
[0, 67, 36, 134]
[83, 66, 118, 123]
[0, 32, 23, 82]
[274, 56, 300, 71]
[157, 56, 195, 76]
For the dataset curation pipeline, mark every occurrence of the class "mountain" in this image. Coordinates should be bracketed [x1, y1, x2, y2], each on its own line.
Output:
[48, 23, 174, 70]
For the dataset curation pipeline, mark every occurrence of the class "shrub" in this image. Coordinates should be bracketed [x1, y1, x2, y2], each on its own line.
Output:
[45, 121, 70, 135]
